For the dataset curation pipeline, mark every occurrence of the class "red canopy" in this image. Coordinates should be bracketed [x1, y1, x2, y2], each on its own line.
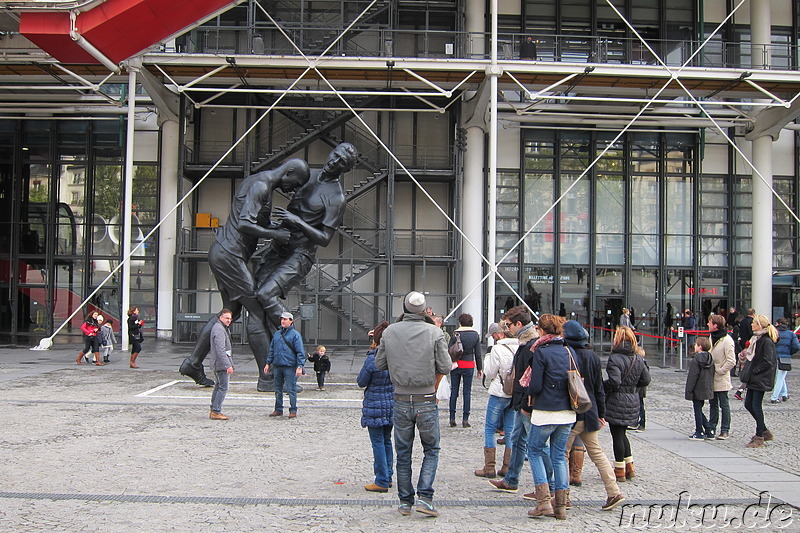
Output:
[21, 0, 238, 64]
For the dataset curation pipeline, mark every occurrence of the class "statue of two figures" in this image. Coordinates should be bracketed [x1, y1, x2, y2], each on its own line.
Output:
[179, 143, 358, 390]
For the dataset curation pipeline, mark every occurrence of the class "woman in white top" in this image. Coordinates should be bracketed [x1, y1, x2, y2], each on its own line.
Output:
[474, 323, 519, 479]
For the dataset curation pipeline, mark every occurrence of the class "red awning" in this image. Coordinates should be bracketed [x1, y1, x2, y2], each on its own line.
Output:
[21, 0, 239, 65]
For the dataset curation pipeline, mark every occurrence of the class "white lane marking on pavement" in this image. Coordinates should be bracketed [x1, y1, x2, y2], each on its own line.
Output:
[136, 380, 182, 397]
[142, 395, 362, 402]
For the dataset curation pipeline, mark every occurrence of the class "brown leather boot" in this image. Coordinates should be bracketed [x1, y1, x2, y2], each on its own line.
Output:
[624, 458, 636, 480]
[569, 446, 585, 486]
[746, 435, 765, 447]
[527, 483, 554, 518]
[93, 352, 104, 366]
[763, 429, 774, 441]
[474, 447, 497, 478]
[553, 489, 568, 520]
[497, 446, 512, 477]
[130, 352, 139, 369]
[614, 461, 626, 482]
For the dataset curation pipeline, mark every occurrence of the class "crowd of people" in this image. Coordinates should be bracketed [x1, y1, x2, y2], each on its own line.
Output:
[355, 298, 791, 520]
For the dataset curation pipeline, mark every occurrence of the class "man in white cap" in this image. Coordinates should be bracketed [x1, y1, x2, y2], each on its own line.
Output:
[376, 291, 452, 517]
[264, 311, 305, 418]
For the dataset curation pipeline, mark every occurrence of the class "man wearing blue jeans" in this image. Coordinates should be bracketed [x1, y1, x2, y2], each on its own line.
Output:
[376, 291, 451, 517]
[208, 309, 234, 420]
[264, 312, 305, 419]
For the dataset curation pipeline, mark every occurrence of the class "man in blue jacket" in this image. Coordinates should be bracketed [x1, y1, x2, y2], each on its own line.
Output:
[264, 312, 305, 418]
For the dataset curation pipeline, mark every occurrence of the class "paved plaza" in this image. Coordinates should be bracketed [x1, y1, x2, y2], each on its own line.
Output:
[2, 340, 799, 532]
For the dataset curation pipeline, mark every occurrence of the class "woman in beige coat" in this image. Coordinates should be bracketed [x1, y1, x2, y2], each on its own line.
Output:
[707, 314, 736, 439]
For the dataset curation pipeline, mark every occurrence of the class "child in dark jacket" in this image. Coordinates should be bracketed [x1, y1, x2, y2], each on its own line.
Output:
[307, 346, 332, 390]
[685, 337, 715, 440]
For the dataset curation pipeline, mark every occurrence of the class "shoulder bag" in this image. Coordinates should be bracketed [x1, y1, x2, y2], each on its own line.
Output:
[497, 344, 516, 395]
[566, 347, 592, 414]
[448, 331, 464, 362]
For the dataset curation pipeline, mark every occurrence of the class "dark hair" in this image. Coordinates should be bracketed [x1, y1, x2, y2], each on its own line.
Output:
[105, 318, 113, 326]
[371, 320, 390, 347]
[776, 317, 788, 326]
[458, 313, 473, 327]
[127, 306, 139, 316]
[219, 308, 233, 317]
[503, 305, 531, 326]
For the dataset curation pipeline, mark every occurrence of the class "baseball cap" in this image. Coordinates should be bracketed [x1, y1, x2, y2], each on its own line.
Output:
[280, 311, 294, 320]
[486, 322, 501, 337]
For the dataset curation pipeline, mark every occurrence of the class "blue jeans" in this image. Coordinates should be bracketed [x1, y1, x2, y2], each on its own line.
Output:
[692, 399, 711, 435]
[709, 391, 731, 434]
[368, 425, 394, 488]
[771, 369, 789, 401]
[503, 411, 553, 488]
[273, 365, 298, 413]
[527, 422, 571, 490]
[449, 367, 474, 420]
[484, 395, 515, 448]
[394, 399, 440, 504]
[210, 370, 229, 413]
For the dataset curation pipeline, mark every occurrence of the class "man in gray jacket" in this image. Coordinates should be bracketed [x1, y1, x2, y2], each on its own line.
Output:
[376, 291, 451, 517]
[208, 309, 234, 420]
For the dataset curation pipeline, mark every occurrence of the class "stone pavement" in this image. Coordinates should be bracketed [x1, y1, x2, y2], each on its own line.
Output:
[1, 340, 799, 532]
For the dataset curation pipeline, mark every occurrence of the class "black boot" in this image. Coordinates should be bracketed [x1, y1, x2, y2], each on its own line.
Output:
[179, 358, 214, 387]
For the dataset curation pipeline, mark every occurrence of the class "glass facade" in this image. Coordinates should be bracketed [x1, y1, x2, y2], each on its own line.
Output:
[0, 120, 157, 343]
[494, 127, 800, 348]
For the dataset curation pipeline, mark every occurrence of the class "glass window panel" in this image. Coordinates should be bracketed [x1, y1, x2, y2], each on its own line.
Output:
[701, 235, 727, 253]
[560, 174, 589, 233]
[595, 175, 623, 233]
[666, 175, 693, 234]
[701, 221, 728, 236]
[701, 252, 728, 268]
[523, 233, 554, 264]
[523, 266, 553, 314]
[595, 233, 624, 264]
[630, 234, 659, 265]
[558, 266, 589, 323]
[497, 219, 519, 232]
[498, 203, 519, 217]
[497, 234, 521, 263]
[701, 207, 727, 223]
[560, 233, 589, 264]
[628, 268, 659, 339]
[498, 171, 519, 187]
[666, 235, 693, 265]
[523, 172, 553, 231]
[595, 267, 623, 294]
[630, 175, 658, 234]
[498, 188, 518, 202]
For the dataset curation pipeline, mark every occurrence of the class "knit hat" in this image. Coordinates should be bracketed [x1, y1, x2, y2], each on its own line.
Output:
[563, 320, 588, 342]
[486, 322, 501, 338]
[403, 291, 426, 314]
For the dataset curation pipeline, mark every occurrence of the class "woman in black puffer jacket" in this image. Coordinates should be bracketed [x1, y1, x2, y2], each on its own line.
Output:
[604, 326, 650, 483]
[448, 313, 483, 427]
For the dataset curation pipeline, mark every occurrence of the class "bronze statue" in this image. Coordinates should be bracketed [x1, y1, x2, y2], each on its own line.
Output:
[180, 143, 358, 391]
